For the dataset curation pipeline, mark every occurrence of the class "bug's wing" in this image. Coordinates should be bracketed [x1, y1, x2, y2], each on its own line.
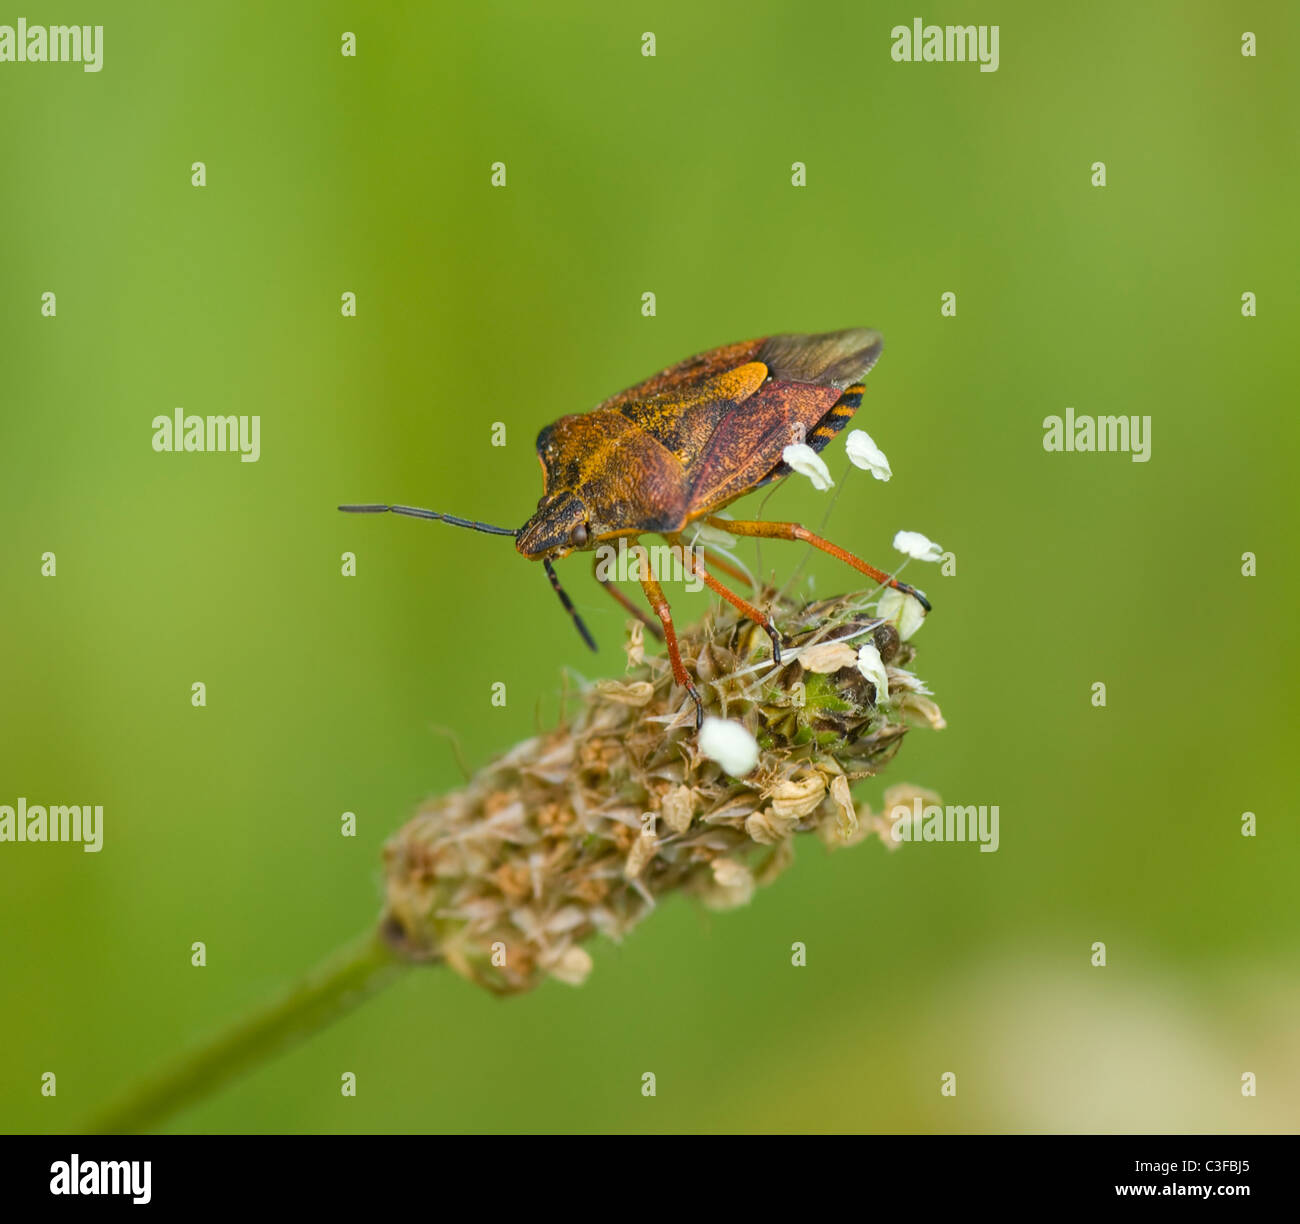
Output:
[592, 338, 768, 414]
[540, 361, 770, 484]
[684, 328, 883, 515]
[756, 328, 883, 389]
[613, 360, 769, 470]
[535, 362, 770, 535]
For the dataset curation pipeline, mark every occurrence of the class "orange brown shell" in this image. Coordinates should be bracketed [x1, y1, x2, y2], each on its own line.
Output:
[517, 328, 882, 558]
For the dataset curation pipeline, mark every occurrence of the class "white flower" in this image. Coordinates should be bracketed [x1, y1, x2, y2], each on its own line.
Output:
[878, 588, 927, 639]
[699, 716, 760, 776]
[892, 530, 943, 562]
[845, 430, 891, 481]
[856, 642, 891, 703]
[782, 443, 834, 491]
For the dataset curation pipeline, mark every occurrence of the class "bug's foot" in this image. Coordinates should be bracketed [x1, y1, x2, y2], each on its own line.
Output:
[686, 682, 704, 730]
[762, 617, 784, 665]
[894, 581, 931, 613]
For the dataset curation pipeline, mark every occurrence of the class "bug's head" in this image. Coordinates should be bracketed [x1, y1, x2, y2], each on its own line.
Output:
[515, 490, 593, 561]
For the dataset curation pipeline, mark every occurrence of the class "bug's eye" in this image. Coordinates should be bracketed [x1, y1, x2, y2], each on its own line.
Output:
[571, 523, 589, 548]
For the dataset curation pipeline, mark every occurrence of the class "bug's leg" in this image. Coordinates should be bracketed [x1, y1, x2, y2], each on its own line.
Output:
[593, 555, 664, 639]
[544, 558, 598, 651]
[704, 516, 931, 611]
[691, 543, 753, 589]
[667, 535, 783, 663]
[638, 571, 703, 729]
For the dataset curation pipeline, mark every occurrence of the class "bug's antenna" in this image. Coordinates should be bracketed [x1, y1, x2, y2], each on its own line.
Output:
[544, 558, 597, 652]
[338, 504, 518, 537]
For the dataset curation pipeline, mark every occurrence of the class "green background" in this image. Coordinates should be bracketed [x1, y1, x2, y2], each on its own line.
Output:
[2, 0, 1296, 1133]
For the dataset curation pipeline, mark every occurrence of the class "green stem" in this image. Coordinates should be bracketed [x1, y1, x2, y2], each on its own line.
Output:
[85, 927, 412, 1134]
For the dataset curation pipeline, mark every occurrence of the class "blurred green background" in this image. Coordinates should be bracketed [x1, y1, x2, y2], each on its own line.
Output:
[2, 0, 1297, 1133]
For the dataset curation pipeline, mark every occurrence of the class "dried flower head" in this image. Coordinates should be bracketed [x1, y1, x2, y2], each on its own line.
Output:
[380, 587, 945, 994]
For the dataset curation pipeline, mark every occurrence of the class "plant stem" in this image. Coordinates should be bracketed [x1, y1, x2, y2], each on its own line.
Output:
[85, 927, 412, 1134]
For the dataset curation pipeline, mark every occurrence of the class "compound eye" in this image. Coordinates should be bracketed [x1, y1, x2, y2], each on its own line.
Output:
[571, 522, 589, 548]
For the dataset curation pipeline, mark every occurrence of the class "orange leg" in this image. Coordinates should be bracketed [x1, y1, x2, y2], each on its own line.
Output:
[592, 554, 664, 639]
[668, 535, 783, 662]
[638, 571, 703, 728]
[704, 516, 931, 611]
[692, 543, 753, 588]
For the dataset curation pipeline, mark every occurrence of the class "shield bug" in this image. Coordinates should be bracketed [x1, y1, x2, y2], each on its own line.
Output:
[341, 327, 930, 728]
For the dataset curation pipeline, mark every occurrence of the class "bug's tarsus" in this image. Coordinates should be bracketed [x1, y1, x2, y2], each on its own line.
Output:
[544, 558, 598, 653]
[764, 617, 784, 665]
[897, 582, 931, 612]
[338, 504, 518, 537]
[686, 683, 704, 730]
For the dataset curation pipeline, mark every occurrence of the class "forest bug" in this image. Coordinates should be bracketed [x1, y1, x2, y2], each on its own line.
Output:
[341, 328, 930, 729]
